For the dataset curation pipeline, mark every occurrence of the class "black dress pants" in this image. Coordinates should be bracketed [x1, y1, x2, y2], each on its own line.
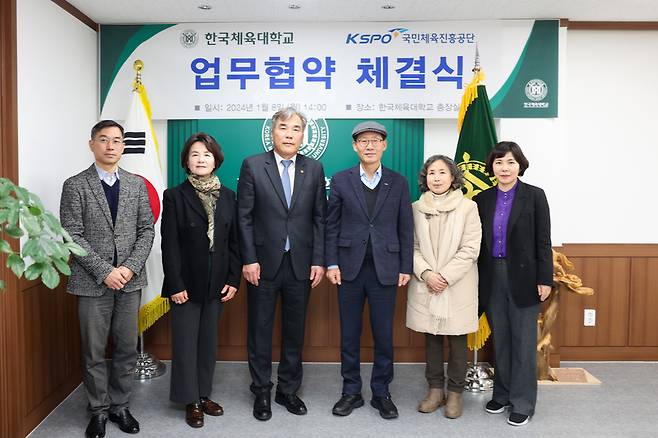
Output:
[247, 253, 310, 395]
[170, 296, 222, 404]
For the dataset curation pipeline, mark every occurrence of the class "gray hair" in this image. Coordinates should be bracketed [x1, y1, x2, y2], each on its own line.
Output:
[418, 155, 464, 193]
[271, 107, 307, 131]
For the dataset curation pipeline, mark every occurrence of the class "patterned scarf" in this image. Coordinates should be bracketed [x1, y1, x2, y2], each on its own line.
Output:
[187, 174, 221, 249]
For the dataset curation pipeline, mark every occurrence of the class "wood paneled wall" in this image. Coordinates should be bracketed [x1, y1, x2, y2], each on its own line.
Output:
[558, 244, 658, 360]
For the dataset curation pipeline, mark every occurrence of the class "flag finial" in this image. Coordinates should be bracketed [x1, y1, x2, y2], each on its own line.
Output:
[133, 60, 144, 90]
[473, 43, 481, 73]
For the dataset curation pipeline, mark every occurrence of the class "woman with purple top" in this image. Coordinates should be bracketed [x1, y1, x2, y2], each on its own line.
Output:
[473, 141, 553, 427]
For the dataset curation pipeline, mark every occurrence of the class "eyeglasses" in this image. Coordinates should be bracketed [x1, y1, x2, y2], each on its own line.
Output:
[356, 138, 384, 147]
[95, 136, 124, 146]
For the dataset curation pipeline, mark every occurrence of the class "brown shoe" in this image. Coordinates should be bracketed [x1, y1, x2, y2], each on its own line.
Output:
[200, 397, 224, 416]
[444, 391, 462, 419]
[417, 388, 445, 413]
[185, 403, 204, 428]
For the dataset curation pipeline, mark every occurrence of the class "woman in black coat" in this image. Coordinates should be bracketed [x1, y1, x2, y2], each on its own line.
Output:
[473, 141, 552, 427]
[161, 132, 241, 428]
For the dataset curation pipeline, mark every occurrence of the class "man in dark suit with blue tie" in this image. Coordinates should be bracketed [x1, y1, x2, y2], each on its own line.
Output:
[325, 121, 413, 419]
[238, 108, 327, 421]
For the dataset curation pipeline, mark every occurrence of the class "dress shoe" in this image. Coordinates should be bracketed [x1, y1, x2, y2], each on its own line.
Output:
[332, 394, 364, 416]
[185, 403, 204, 428]
[200, 397, 224, 416]
[85, 414, 107, 438]
[417, 388, 445, 413]
[275, 391, 307, 415]
[253, 392, 272, 421]
[108, 408, 140, 434]
[444, 391, 462, 419]
[370, 396, 399, 419]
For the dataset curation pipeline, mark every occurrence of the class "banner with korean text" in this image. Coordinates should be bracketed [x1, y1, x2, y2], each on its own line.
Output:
[100, 20, 558, 120]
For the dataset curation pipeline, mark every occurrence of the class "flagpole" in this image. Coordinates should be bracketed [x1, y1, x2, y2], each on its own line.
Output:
[461, 45, 494, 392]
[130, 59, 167, 380]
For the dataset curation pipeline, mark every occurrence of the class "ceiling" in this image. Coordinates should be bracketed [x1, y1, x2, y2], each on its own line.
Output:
[66, 0, 658, 24]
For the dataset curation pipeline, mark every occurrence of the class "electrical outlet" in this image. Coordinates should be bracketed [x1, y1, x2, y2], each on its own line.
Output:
[584, 309, 596, 327]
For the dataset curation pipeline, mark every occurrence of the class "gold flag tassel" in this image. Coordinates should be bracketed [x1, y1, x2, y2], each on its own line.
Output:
[467, 313, 491, 351]
[457, 69, 484, 132]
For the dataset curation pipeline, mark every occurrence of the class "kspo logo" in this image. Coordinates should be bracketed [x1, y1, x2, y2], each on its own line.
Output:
[345, 27, 408, 44]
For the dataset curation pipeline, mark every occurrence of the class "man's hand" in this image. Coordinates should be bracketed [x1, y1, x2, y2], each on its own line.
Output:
[117, 266, 134, 283]
[171, 290, 188, 304]
[104, 268, 127, 290]
[242, 263, 261, 286]
[326, 267, 342, 285]
[310, 266, 325, 288]
[221, 285, 238, 302]
[398, 273, 411, 287]
[538, 284, 552, 301]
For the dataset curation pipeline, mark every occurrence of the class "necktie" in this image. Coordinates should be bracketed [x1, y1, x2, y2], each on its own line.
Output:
[281, 160, 293, 251]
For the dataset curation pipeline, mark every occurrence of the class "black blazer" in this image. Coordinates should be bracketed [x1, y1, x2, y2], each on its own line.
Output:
[325, 165, 413, 285]
[474, 180, 552, 311]
[160, 180, 241, 302]
[237, 151, 326, 281]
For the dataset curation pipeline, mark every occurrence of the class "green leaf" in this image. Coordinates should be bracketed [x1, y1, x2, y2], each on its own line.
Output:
[0, 239, 11, 253]
[6, 207, 18, 227]
[13, 186, 29, 203]
[43, 212, 63, 234]
[52, 257, 71, 276]
[65, 241, 87, 257]
[28, 205, 42, 216]
[41, 263, 60, 289]
[21, 237, 40, 258]
[20, 213, 40, 236]
[4, 225, 23, 239]
[43, 239, 67, 259]
[0, 208, 9, 223]
[24, 262, 43, 280]
[0, 279, 4, 290]
[7, 253, 25, 278]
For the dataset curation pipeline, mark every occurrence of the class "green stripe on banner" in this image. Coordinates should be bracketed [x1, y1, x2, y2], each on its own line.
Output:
[490, 20, 559, 117]
[100, 24, 175, 112]
[166, 119, 423, 200]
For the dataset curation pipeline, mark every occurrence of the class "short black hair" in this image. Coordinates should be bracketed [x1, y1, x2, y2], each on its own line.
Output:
[180, 132, 224, 174]
[91, 120, 124, 139]
[418, 155, 464, 193]
[485, 141, 530, 176]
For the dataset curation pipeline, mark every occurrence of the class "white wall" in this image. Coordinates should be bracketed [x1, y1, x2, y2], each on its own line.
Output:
[425, 28, 658, 245]
[17, 0, 98, 217]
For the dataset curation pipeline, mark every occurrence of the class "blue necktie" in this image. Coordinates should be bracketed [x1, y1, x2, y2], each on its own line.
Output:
[281, 160, 293, 250]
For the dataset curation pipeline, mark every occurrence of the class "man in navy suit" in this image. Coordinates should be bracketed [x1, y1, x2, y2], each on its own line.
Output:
[325, 121, 413, 419]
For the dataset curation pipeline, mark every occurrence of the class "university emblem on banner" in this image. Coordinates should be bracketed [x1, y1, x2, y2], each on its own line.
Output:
[261, 118, 329, 160]
[457, 152, 497, 199]
[525, 79, 548, 102]
[180, 29, 198, 48]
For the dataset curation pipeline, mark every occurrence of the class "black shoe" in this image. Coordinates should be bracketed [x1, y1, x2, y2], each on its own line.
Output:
[370, 396, 399, 419]
[108, 408, 140, 434]
[485, 400, 511, 414]
[85, 414, 107, 438]
[275, 391, 307, 415]
[253, 392, 272, 421]
[508, 412, 530, 426]
[332, 394, 364, 416]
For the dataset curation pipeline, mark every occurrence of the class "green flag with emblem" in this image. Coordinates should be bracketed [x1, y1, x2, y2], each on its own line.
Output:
[455, 67, 498, 201]
[454, 63, 497, 351]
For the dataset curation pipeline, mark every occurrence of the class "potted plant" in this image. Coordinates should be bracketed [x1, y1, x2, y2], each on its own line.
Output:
[0, 177, 86, 290]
